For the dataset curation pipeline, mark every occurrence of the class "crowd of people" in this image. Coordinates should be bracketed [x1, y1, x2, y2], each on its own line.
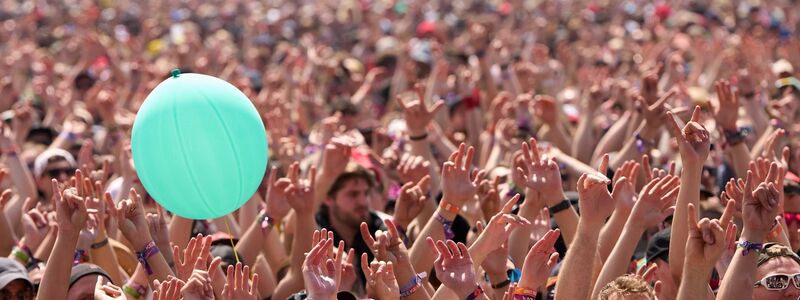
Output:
[1, 0, 800, 299]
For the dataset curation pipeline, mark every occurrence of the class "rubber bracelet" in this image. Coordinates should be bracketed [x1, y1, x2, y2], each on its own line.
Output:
[409, 133, 429, 141]
[548, 200, 571, 215]
[91, 238, 109, 249]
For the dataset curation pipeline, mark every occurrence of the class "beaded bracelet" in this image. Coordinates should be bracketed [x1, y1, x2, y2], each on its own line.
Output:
[136, 241, 160, 275]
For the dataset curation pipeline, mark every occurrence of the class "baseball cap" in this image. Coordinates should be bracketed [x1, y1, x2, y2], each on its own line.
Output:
[69, 264, 112, 288]
[0, 258, 31, 290]
[33, 148, 77, 178]
[646, 228, 671, 263]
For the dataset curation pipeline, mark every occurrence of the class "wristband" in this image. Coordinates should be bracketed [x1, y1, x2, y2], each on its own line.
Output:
[409, 133, 429, 141]
[466, 285, 484, 300]
[123, 280, 146, 299]
[11, 248, 31, 265]
[396, 225, 411, 247]
[723, 128, 749, 146]
[434, 212, 455, 240]
[91, 237, 109, 249]
[512, 286, 538, 299]
[399, 272, 426, 297]
[136, 241, 160, 275]
[548, 200, 571, 215]
[737, 240, 764, 256]
[491, 279, 511, 289]
[73, 249, 89, 265]
[439, 200, 460, 214]
[258, 212, 275, 234]
[1, 145, 18, 156]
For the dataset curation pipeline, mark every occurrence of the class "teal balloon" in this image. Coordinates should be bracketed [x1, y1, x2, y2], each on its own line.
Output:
[131, 71, 267, 220]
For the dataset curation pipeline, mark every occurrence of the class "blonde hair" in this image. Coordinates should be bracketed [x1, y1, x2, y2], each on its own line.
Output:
[599, 274, 656, 300]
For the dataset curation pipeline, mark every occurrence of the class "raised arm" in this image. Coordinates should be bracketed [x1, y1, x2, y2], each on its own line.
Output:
[714, 80, 750, 178]
[667, 106, 711, 283]
[678, 202, 736, 300]
[717, 167, 783, 300]
[592, 175, 680, 299]
[554, 173, 614, 300]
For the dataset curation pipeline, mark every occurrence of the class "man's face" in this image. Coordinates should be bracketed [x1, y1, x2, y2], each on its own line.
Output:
[328, 179, 371, 228]
[67, 274, 102, 300]
[0, 279, 34, 300]
[36, 159, 74, 200]
[754, 257, 800, 300]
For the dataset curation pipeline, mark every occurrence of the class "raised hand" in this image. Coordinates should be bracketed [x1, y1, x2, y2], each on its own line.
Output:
[360, 218, 411, 266]
[628, 176, 680, 228]
[400, 95, 444, 137]
[611, 160, 640, 213]
[54, 180, 89, 236]
[714, 80, 740, 130]
[153, 276, 185, 300]
[94, 277, 125, 300]
[397, 154, 431, 186]
[222, 262, 259, 300]
[684, 203, 736, 272]
[474, 194, 530, 255]
[441, 143, 482, 206]
[667, 106, 710, 165]
[636, 89, 676, 129]
[361, 257, 400, 300]
[428, 238, 478, 298]
[741, 171, 782, 235]
[115, 188, 153, 251]
[576, 171, 614, 224]
[393, 176, 430, 230]
[518, 229, 561, 290]
[20, 196, 50, 252]
[263, 167, 291, 222]
[283, 162, 316, 213]
[320, 140, 351, 178]
[302, 238, 344, 300]
[518, 138, 564, 205]
[172, 234, 212, 281]
[147, 204, 170, 257]
[180, 269, 215, 300]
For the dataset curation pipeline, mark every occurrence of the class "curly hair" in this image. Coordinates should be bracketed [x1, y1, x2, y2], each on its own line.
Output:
[599, 274, 656, 300]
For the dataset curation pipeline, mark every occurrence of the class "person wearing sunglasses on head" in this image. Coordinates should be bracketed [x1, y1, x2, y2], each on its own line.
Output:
[752, 243, 800, 299]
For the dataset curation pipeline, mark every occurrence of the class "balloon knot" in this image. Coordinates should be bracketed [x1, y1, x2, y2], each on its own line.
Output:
[171, 68, 181, 78]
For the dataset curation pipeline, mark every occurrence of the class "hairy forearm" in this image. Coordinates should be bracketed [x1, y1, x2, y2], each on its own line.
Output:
[592, 224, 644, 299]
[669, 167, 702, 282]
[596, 207, 632, 262]
[555, 221, 602, 300]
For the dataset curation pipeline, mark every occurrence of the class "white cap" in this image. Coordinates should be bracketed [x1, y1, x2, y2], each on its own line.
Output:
[33, 148, 76, 178]
[772, 59, 794, 76]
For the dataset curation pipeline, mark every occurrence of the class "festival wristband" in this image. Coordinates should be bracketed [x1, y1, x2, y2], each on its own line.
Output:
[399, 272, 426, 297]
[434, 212, 455, 240]
[91, 237, 109, 249]
[466, 285, 484, 300]
[548, 199, 571, 215]
[136, 241, 160, 275]
[439, 200, 460, 214]
[73, 249, 89, 265]
[512, 286, 537, 300]
[737, 240, 763, 256]
[123, 280, 146, 299]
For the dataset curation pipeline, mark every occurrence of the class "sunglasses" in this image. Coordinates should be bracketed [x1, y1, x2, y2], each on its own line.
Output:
[46, 167, 73, 178]
[753, 273, 800, 290]
[784, 213, 800, 226]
